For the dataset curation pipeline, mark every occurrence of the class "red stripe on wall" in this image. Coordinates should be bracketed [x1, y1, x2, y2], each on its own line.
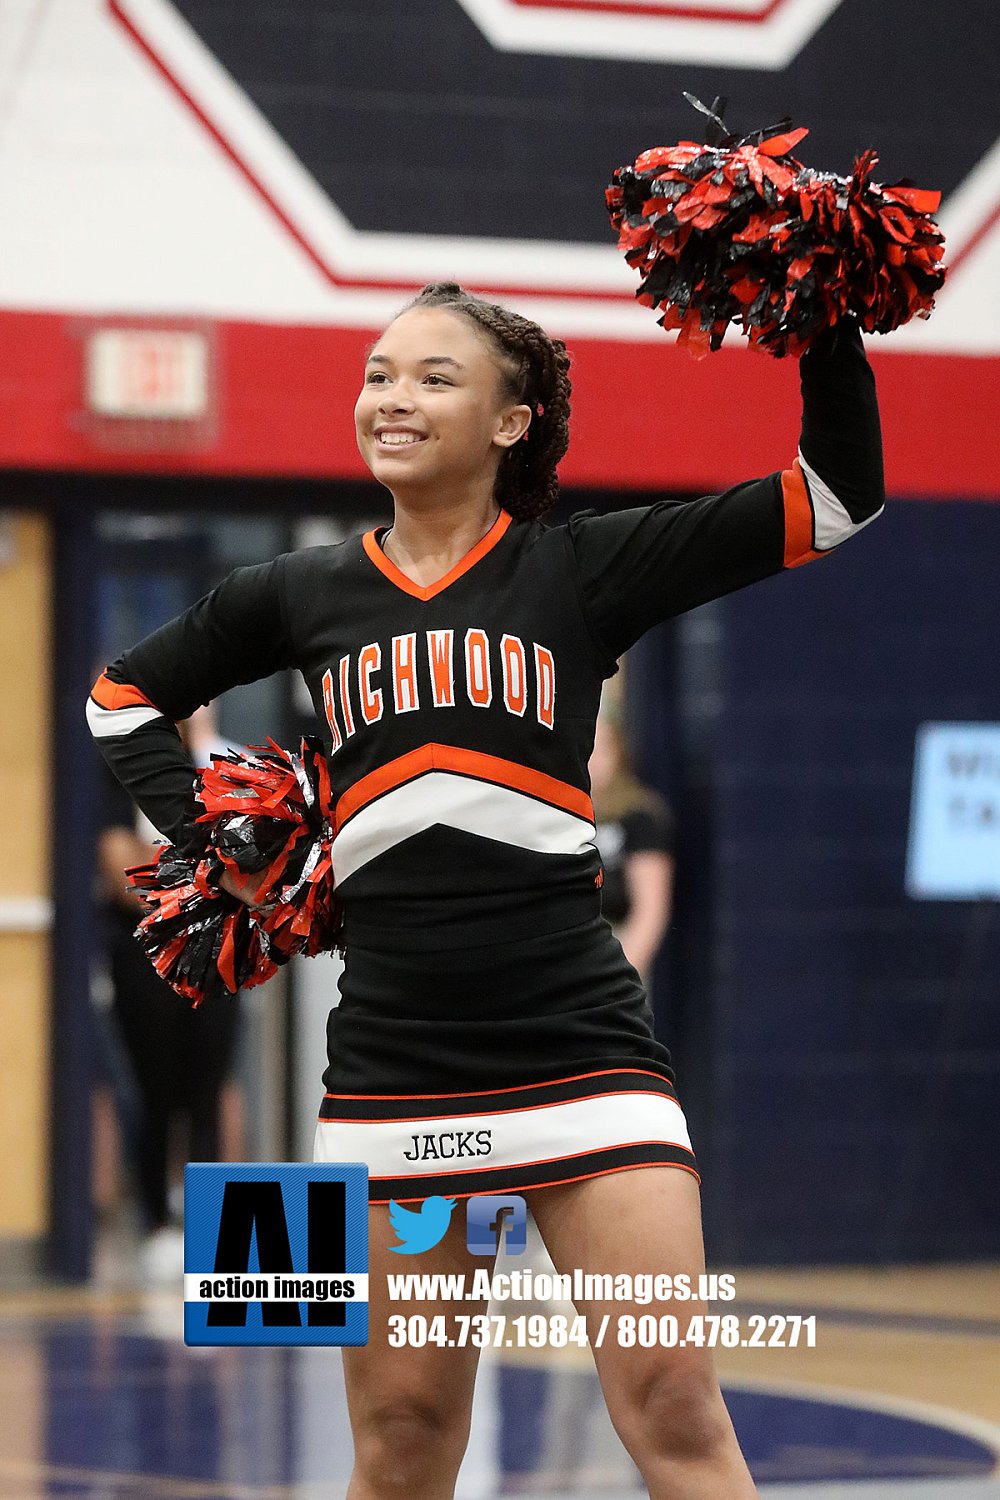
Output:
[0, 309, 995, 500]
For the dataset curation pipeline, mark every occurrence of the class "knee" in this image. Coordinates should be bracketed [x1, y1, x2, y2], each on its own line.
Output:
[353, 1395, 470, 1491]
[610, 1359, 733, 1467]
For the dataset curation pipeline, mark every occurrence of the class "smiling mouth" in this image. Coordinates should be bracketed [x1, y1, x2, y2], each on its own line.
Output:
[376, 432, 426, 448]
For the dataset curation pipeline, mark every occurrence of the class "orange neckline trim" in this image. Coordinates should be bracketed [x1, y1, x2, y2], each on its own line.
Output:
[362, 509, 512, 601]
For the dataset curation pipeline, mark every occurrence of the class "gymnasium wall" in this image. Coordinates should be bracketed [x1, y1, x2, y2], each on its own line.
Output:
[0, 516, 51, 1242]
[636, 497, 1000, 1264]
[0, 0, 998, 494]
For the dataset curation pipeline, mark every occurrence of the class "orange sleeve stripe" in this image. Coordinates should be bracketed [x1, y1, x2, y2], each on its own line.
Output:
[90, 672, 159, 712]
[781, 460, 825, 570]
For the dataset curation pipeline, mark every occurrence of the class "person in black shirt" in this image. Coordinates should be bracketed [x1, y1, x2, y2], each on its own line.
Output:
[590, 701, 674, 991]
[89, 283, 883, 1499]
[96, 717, 241, 1281]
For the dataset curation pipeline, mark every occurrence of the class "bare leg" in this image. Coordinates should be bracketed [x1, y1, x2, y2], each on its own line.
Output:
[529, 1167, 758, 1500]
[344, 1202, 496, 1500]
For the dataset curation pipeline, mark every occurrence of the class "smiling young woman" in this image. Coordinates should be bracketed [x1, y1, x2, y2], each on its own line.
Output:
[354, 284, 572, 587]
[89, 280, 883, 1499]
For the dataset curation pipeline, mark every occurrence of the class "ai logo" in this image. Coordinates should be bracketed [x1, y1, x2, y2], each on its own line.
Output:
[183, 1163, 369, 1347]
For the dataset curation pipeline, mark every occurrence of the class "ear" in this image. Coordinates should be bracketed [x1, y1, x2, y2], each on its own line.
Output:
[492, 403, 533, 450]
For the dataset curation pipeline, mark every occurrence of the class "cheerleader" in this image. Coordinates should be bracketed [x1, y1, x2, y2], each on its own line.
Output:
[90, 280, 883, 1499]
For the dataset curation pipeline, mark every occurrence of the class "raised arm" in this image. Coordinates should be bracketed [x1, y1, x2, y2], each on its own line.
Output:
[565, 319, 884, 667]
[86, 555, 294, 850]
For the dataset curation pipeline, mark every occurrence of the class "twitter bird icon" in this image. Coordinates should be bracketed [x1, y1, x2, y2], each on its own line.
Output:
[388, 1196, 457, 1254]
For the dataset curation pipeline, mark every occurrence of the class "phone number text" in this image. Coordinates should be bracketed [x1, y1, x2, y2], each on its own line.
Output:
[387, 1312, 817, 1350]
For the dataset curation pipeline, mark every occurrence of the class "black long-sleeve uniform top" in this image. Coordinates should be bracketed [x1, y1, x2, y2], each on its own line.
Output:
[88, 323, 883, 957]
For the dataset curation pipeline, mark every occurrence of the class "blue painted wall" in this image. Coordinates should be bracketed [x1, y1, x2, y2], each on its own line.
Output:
[633, 498, 1000, 1263]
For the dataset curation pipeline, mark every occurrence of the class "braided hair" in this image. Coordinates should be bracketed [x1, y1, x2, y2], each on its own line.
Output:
[396, 282, 572, 524]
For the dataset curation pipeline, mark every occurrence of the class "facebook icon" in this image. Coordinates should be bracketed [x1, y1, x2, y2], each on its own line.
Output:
[466, 1195, 527, 1255]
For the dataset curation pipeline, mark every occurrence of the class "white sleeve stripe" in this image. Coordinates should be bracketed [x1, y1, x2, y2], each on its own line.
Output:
[799, 451, 885, 552]
[86, 699, 164, 739]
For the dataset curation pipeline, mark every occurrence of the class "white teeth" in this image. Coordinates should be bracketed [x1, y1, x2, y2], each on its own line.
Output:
[378, 432, 423, 446]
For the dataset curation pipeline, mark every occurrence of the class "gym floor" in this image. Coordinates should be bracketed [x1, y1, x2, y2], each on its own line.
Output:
[1, 1249, 997, 1499]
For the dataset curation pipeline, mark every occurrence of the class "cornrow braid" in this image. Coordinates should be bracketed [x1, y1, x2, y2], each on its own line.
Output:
[398, 282, 572, 524]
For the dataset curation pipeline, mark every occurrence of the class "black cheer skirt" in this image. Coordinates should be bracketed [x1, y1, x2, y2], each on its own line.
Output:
[312, 916, 698, 1202]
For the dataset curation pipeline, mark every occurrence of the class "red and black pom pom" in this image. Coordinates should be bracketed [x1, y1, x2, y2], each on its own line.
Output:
[126, 737, 342, 1007]
[606, 94, 947, 357]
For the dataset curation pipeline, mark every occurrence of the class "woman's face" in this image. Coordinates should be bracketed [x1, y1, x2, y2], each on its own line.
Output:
[354, 307, 530, 498]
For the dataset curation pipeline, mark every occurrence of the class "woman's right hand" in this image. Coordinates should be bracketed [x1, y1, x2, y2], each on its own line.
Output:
[218, 866, 265, 906]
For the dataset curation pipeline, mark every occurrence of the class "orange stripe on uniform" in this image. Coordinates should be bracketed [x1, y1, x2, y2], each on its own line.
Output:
[781, 460, 824, 569]
[362, 509, 512, 601]
[369, 1149, 701, 1187]
[324, 1067, 674, 1102]
[370, 1160, 702, 1204]
[319, 1088, 684, 1126]
[90, 672, 159, 712]
[333, 742, 594, 830]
